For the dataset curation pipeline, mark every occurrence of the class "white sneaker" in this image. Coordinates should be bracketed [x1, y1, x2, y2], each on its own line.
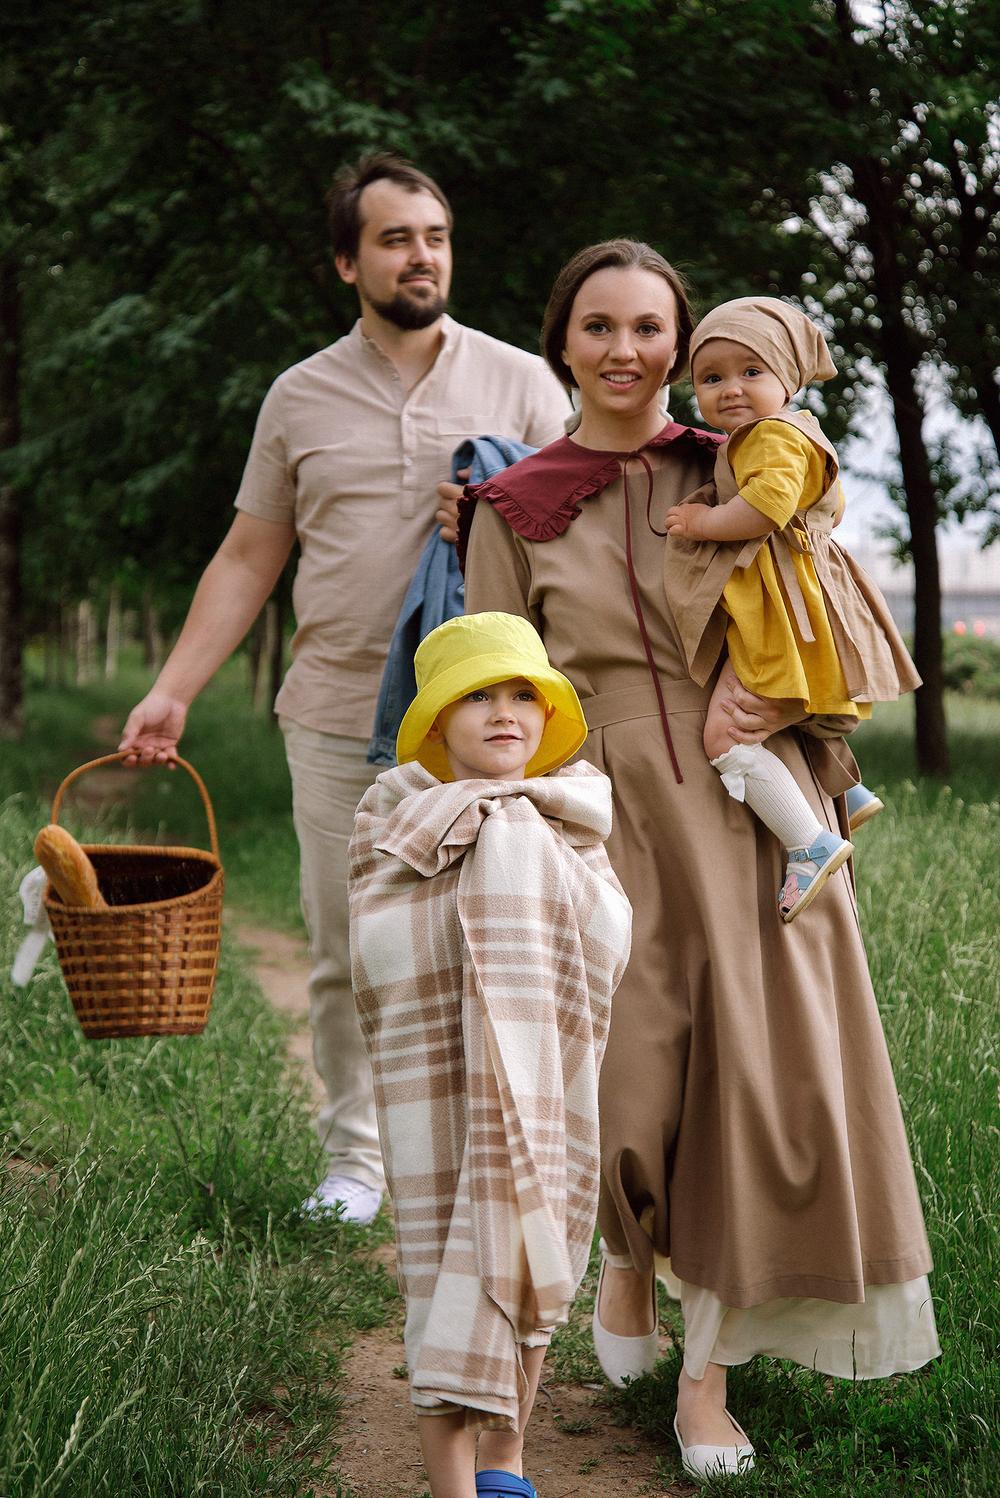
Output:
[301, 1172, 383, 1225]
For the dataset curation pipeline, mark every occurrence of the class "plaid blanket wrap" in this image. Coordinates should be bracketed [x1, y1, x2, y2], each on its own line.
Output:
[349, 760, 631, 1429]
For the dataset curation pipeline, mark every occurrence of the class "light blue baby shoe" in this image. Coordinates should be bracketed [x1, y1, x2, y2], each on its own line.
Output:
[779, 829, 854, 921]
[845, 782, 885, 831]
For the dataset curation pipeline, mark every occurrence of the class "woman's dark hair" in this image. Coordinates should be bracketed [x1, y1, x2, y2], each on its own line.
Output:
[541, 239, 694, 388]
[326, 151, 453, 260]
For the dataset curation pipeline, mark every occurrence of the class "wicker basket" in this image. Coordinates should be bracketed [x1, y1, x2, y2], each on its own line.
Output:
[44, 754, 224, 1039]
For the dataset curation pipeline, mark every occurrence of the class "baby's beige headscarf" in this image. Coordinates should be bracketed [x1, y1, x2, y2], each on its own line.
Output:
[689, 296, 837, 396]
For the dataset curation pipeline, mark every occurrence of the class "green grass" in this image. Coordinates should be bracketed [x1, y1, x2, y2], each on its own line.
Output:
[2, 667, 998, 1495]
[0, 710, 394, 1494]
[852, 694, 1000, 804]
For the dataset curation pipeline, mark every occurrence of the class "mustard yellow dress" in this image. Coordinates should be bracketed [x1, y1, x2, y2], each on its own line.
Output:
[722, 420, 871, 718]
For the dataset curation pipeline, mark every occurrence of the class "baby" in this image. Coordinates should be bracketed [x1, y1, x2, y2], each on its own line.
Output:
[348, 611, 632, 1498]
[665, 297, 918, 919]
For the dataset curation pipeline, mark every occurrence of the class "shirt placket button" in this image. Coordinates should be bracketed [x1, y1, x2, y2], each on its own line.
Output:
[401, 416, 415, 516]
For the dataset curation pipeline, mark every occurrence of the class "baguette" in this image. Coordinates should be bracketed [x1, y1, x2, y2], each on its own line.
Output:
[34, 825, 107, 909]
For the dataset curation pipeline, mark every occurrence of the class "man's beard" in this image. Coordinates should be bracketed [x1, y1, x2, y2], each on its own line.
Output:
[368, 284, 447, 330]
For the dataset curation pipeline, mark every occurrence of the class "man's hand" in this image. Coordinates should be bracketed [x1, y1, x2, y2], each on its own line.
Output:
[664, 502, 712, 540]
[718, 666, 805, 744]
[435, 466, 470, 544]
[118, 689, 189, 765]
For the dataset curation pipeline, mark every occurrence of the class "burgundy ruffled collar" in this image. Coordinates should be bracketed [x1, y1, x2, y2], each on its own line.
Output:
[456, 421, 723, 567]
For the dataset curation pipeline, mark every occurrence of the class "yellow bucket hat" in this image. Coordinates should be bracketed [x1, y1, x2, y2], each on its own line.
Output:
[396, 612, 588, 781]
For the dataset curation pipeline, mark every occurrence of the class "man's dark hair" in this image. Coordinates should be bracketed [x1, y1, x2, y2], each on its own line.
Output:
[541, 238, 695, 387]
[326, 151, 453, 260]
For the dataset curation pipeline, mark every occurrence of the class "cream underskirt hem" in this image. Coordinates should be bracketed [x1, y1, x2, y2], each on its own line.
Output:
[677, 1271, 940, 1382]
[602, 1244, 940, 1382]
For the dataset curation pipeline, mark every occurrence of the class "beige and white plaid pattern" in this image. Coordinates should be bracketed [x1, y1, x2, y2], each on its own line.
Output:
[349, 761, 631, 1429]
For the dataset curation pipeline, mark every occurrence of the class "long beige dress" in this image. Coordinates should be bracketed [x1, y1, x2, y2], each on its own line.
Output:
[463, 440, 938, 1378]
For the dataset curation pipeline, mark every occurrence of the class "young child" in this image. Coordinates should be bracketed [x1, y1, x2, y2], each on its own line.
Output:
[664, 296, 919, 919]
[348, 611, 632, 1498]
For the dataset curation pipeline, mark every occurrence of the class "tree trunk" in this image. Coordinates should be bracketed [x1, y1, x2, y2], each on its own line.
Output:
[104, 582, 121, 678]
[0, 256, 24, 739]
[882, 350, 950, 776]
[44, 629, 59, 688]
[141, 588, 164, 673]
[75, 597, 98, 685]
[850, 148, 950, 776]
[252, 600, 279, 714]
[266, 592, 285, 721]
[59, 602, 73, 687]
[247, 609, 264, 704]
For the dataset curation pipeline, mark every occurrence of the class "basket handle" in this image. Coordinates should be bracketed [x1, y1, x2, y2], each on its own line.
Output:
[50, 753, 220, 861]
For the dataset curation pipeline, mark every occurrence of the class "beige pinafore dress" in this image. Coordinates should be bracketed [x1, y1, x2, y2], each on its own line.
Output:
[668, 407, 920, 710]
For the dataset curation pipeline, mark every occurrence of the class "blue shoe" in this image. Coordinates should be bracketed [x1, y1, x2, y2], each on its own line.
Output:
[778, 829, 854, 922]
[845, 782, 884, 832]
[475, 1472, 538, 1498]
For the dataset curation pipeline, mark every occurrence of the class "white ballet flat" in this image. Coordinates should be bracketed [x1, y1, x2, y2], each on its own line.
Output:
[591, 1252, 658, 1387]
[673, 1409, 755, 1482]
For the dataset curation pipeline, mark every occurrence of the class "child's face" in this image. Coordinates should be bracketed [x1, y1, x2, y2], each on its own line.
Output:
[692, 338, 789, 433]
[427, 677, 547, 782]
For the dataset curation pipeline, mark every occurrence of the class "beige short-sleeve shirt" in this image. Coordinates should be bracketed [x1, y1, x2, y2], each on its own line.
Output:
[235, 315, 569, 737]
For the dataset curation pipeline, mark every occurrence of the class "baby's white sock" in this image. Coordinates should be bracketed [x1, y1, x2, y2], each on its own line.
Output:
[711, 743, 824, 851]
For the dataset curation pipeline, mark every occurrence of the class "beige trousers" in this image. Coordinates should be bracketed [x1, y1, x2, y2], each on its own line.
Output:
[281, 719, 384, 1191]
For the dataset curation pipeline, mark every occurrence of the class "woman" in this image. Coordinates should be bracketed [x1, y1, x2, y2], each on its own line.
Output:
[457, 240, 939, 1482]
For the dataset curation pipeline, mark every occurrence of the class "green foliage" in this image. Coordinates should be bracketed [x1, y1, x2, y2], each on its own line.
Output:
[6, 0, 996, 621]
[2, 0, 996, 777]
[940, 632, 1000, 701]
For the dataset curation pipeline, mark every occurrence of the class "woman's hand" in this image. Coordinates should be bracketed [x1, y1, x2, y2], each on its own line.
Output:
[435, 466, 470, 543]
[718, 666, 805, 744]
[664, 502, 712, 540]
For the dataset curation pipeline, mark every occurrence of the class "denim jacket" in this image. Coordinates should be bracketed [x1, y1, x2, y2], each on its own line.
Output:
[367, 435, 538, 765]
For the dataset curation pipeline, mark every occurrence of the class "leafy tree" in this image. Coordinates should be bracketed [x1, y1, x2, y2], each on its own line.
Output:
[3, 0, 995, 776]
[764, 0, 999, 775]
[0, 8, 68, 733]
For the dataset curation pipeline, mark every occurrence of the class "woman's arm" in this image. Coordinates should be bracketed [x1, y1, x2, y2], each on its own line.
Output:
[463, 499, 540, 629]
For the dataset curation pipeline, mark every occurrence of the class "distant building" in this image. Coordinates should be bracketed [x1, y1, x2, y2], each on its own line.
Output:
[850, 541, 1000, 638]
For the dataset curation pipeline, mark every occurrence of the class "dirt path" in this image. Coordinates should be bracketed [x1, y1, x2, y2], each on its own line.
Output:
[59, 715, 139, 818]
[235, 916, 682, 1498]
[227, 919, 321, 1100]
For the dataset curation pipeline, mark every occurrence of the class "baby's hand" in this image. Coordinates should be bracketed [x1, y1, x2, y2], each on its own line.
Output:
[665, 502, 711, 540]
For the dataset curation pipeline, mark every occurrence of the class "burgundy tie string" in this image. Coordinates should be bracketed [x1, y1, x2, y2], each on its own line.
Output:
[621, 452, 684, 786]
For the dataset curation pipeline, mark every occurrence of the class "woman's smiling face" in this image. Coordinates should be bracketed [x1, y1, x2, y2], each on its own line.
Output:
[562, 266, 678, 430]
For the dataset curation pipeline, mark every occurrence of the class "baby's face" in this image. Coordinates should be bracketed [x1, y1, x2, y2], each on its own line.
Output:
[428, 677, 547, 782]
[692, 338, 788, 433]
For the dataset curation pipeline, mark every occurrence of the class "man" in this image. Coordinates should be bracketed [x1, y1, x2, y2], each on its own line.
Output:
[119, 152, 568, 1222]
